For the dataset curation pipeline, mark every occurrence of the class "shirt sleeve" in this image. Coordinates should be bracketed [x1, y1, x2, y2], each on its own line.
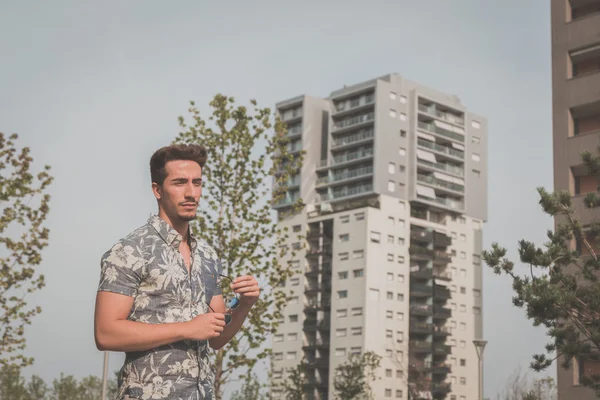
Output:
[213, 258, 223, 297]
[97, 242, 143, 297]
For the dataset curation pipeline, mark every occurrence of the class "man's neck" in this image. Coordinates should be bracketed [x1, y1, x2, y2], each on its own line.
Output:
[158, 210, 189, 242]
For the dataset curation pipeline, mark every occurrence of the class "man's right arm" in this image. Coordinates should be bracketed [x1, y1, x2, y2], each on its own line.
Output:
[94, 291, 226, 352]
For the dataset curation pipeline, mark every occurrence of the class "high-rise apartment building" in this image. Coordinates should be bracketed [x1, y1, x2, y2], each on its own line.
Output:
[270, 73, 487, 400]
[550, 1, 600, 399]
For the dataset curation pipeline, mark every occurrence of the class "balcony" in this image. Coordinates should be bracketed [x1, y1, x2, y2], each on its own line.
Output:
[433, 285, 451, 300]
[332, 148, 374, 167]
[333, 94, 375, 117]
[411, 227, 433, 243]
[410, 283, 433, 297]
[434, 250, 452, 264]
[431, 382, 452, 396]
[431, 362, 452, 375]
[332, 111, 375, 133]
[272, 193, 300, 209]
[417, 138, 464, 159]
[318, 166, 374, 188]
[417, 195, 465, 211]
[433, 271, 452, 281]
[307, 357, 330, 369]
[411, 266, 433, 280]
[409, 246, 435, 259]
[306, 247, 332, 258]
[417, 173, 464, 194]
[418, 121, 465, 143]
[304, 281, 332, 294]
[410, 304, 433, 316]
[326, 183, 373, 202]
[305, 263, 332, 278]
[418, 103, 464, 126]
[281, 109, 303, 124]
[284, 124, 303, 139]
[433, 306, 452, 319]
[410, 340, 432, 354]
[433, 344, 451, 355]
[275, 175, 301, 190]
[331, 128, 374, 150]
[410, 322, 433, 334]
[433, 325, 452, 337]
[304, 375, 328, 389]
[417, 158, 464, 177]
[433, 232, 452, 247]
[302, 338, 330, 351]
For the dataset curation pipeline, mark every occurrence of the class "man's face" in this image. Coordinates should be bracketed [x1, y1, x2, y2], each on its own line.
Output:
[153, 160, 202, 222]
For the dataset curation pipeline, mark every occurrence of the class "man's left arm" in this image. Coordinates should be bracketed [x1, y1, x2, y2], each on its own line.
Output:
[208, 275, 260, 350]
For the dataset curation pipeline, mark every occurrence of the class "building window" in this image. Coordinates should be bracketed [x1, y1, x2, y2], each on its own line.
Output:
[460, 269, 466, 277]
[472, 120, 481, 129]
[387, 234, 395, 244]
[352, 307, 363, 316]
[460, 251, 466, 259]
[288, 333, 297, 341]
[386, 349, 393, 357]
[336, 309, 347, 318]
[351, 327, 362, 336]
[460, 304, 466, 313]
[290, 278, 300, 286]
[460, 340, 466, 349]
[289, 296, 299, 304]
[397, 293, 404, 302]
[400, 113, 407, 121]
[396, 370, 403, 378]
[387, 291, 394, 300]
[396, 390, 403, 398]
[273, 352, 283, 361]
[398, 219, 405, 228]
[396, 312, 404, 321]
[386, 310, 393, 319]
[472, 153, 481, 162]
[388, 180, 396, 192]
[398, 255, 405, 263]
[386, 330, 393, 338]
[400, 129, 407, 138]
[460, 377, 466, 385]
[399, 147, 406, 156]
[385, 389, 392, 397]
[370, 231, 381, 243]
[350, 346, 361, 354]
[460, 286, 466, 294]
[460, 234, 466, 241]
[339, 233, 350, 242]
[399, 165, 406, 173]
[387, 272, 394, 281]
[390, 92, 397, 100]
[353, 269, 364, 278]
[473, 306, 482, 315]
[473, 169, 481, 177]
[389, 109, 397, 118]
[353, 250, 364, 259]
[289, 314, 298, 322]
[335, 348, 346, 357]
[336, 328, 347, 337]
[292, 242, 301, 250]
[398, 237, 405, 246]
[387, 253, 394, 261]
[292, 225, 301, 232]
[338, 290, 348, 299]
[398, 274, 404, 282]
[473, 289, 481, 298]
[386, 369, 392, 377]
[397, 331, 404, 342]
[388, 162, 395, 174]
[286, 352, 297, 360]
[339, 252, 349, 261]
[338, 271, 348, 280]
[460, 322, 466, 331]
[340, 215, 350, 223]
[355, 212, 365, 221]
[460, 358, 466, 367]
[274, 334, 283, 342]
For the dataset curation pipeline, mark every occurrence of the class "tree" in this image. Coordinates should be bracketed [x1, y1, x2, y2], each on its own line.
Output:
[483, 147, 600, 395]
[229, 372, 265, 400]
[487, 366, 556, 400]
[0, 364, 28, 399]
[0, 132, 53, 369]
[332, 351, 382, 400]
[279, 361, 307, 400]
[174, 95, 303, 399]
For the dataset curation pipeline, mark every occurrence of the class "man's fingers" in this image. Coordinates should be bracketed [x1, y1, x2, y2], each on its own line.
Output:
[235, 286, 259, 293]
[212, 313, 225, 320]
[233, 275, 253, 284]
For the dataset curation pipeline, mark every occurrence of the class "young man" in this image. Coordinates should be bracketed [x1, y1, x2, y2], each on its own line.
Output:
[94, 144, 260, 399]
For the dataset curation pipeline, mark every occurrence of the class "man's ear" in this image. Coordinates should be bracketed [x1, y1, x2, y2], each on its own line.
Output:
[151, 182, 161, 200]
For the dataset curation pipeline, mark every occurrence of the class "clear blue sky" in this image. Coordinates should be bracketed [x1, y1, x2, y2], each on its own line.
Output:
[0, 1, 553, 397]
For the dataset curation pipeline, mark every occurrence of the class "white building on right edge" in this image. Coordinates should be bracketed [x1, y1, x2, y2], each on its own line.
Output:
[271, 73, 487, 400]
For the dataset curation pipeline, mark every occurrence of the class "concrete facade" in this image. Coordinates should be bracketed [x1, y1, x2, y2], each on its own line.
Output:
[271, 73, 488, 400]
[551, 1, 600, 399]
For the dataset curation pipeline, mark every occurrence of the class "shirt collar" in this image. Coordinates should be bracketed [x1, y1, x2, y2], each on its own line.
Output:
[148, 214, 197, 250]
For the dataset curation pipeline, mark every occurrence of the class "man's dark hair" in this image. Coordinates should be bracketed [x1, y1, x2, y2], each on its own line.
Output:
[150, 144, 207, 185]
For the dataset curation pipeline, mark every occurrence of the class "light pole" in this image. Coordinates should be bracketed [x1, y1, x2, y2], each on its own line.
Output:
[473, 339, 487, 400]
[101, 351, 109, 400]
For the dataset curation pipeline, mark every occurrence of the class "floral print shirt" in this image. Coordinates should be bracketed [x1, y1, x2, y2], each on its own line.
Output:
[98, 215, 222, 400]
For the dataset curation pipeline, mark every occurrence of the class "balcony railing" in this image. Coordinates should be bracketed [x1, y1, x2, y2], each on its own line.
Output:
[418, 121, 465, 143]
[434, 286, 451, 299]
[409, 246, 435, 258]
[335, 94, 375, 113]
[331, 128, 375, 149]
[433, 344, 452, 354]
[410, 283, 433, 296]
[332, 166, 373, 182]
[434, 250, 452, 263]
[410, 322, 433, 333]
[418, 104, 464, 126]
[417, 173, 464, 193]
[333, 112, 375, 130]
[329, 183, 373, 200]
[411, 228, 433, 242]
[433, 232, 452, 246]
[433, 306, 452, 318]
[285, 124, 302, 137]
[332, 148, 374, 165]
[411, 266, 433, 279]
[410, 304, 433, 315]
[417, 138, 464, 159]
[417, 158, 464, 177]
[417, 195, 465, 211]
[410, 340, 432, 352]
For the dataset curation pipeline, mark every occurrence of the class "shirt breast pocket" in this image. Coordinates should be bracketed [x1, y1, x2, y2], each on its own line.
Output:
[201, 260, 219, 304]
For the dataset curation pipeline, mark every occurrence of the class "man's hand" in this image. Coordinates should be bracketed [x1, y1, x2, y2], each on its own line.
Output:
[231, 275, 260, 307]
[184, 312, 226, 340]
